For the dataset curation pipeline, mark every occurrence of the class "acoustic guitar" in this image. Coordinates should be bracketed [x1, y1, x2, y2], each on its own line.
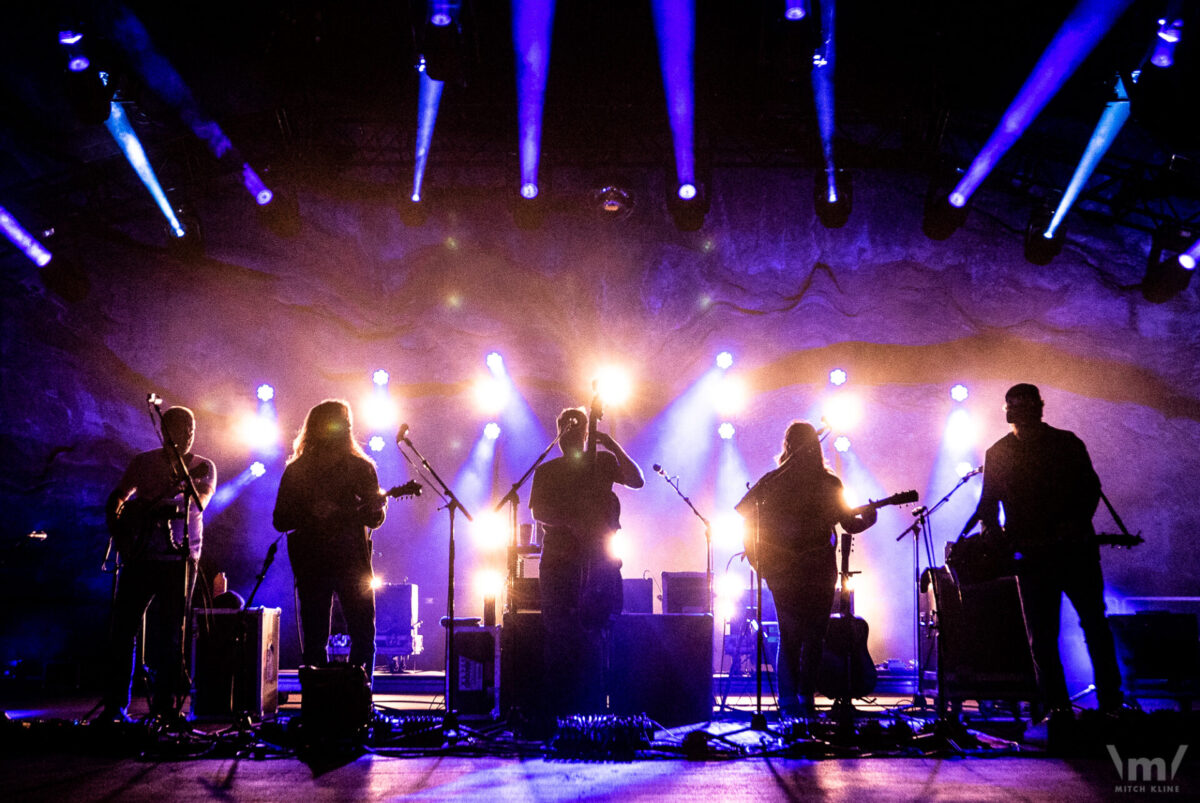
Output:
[817, 490, 919, 702]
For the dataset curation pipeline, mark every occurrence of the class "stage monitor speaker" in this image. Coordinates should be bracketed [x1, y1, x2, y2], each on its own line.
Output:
[1109, 612, 1200, 689]
[662, 571, 708, 614]
[299, 664, 371, 739]
[610, 613, 713, 727]
[191, 607, 280, 720]
[447, 623, 500, 719]
[622, 578, 653, 613]
[928, 570, 1037, 702]
[500, 612, 546, 723]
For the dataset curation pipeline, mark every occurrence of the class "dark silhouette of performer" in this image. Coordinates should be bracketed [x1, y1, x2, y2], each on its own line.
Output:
[530, 407, 643, 716]
[976, 383, 1124, 715]
[102, 406, 216, 723]
[273, 400, 387, 679]
[736, 421, 876, 717]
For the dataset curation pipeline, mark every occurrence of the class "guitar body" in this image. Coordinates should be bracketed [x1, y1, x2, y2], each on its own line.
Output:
[817, 614, 878, 699]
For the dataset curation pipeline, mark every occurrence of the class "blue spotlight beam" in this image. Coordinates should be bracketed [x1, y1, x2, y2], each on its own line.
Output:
[104, 101, 185, 238]
[812, 0, 838, 202]
[1044, 74, 1130, 238]
[513, 0, 557, 195]
[0, 205, 53, 267]
[951, 0, 1135, 208]
[650, 0, 697, 188]
[110, 7, 272, 205]
[413, 65, 446, 201]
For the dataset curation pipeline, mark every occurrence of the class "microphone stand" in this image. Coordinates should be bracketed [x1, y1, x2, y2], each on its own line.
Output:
[652, 465, 713, 616]
[397, 428, 474, 742]
[894, 471, 978, 716]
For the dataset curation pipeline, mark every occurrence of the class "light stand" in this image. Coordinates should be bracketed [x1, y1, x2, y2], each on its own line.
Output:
[396, 425, 473, 741]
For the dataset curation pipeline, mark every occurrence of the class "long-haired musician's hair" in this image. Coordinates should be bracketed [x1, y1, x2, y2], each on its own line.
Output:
[288, 399, 372, 465]
[776, 420, 829, 474]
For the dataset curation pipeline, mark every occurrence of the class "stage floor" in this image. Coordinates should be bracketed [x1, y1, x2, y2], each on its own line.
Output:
[1, 677, 1194, 801]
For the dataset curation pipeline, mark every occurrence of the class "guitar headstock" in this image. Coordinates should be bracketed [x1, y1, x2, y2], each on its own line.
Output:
[385, 480, 422, 500]
[884, 490, 919, 507]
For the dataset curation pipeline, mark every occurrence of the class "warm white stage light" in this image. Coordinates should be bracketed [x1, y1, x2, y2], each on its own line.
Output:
[369, 575, 384, 591]
[471, 512, 509, 552]
[711, 375, 748, 416]
[718, 422, 736, 440]
[475, 568, 505, 600]
[594, 365, 633, 407]
[473, 376, 509, 414]
[239, 413, 280, 451]
[823, 393, 862, 431]
[712, 511, 745, 550]
[361, 394, 399, 431]
[945, 408, 978, 449]
[607, 531, 630, 563]
[485, 352, 505, 374]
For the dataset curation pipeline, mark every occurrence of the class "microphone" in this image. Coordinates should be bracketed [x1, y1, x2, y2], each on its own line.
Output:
[147, 393, 163, 407]
[963, 465, 984, 478]
[396, 423, 411, 445]
[652, 463, 665, 475]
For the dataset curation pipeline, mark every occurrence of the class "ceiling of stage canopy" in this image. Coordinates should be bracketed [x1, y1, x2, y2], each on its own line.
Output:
[1, 1, 1197, 208]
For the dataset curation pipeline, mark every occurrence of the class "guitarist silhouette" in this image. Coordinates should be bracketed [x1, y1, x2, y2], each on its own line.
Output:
[531, 402, 643, 717]
[735, 420, 876, 719]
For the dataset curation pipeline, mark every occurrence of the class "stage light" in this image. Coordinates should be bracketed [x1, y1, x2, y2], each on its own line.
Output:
[607, 531, 629, 563]
[955, 461, 976, 479]
[59, 31, 83, 45]
[784, 1, 809, 21]
[714, 571, 745, 601]
[242, 163, 273, 206]
[104, 101, 188, 240]
[945, 408, 977, 450]
[250, 461, 266, 478]
[950, 384, 969, 402]
[823, 392, 862, 431]
[484, 422, 501, 440]
[256, 383, 275, 402]
[712, 512, 745, 550]
[1024, 203, 1066, 265]
[412, 60, 445, 207]
[0, 205, 54, 267]
[951, 0, 1132, 210]
[595, 366, 632, 407]
[431, 12, 452, 27]
[239, 413, 280, 451]
[473, 376, 509, 414]
[652, 0, 698, 230]
[373, 369, 390, 387]
[718, 422, 735, 440]
[514, 0, 555, 226]
[520, 182, 539, 200]
[834, 436, 851, 453]
[829, 368, 847, 386]
[814, 170, 852, 228]
[485, 352, 505, 374]
[369, 436, 386, 453]
[471, 513, 509, 552]
[475, 568, 504, 600]
[68, 56, 90, 72]
[710, 375, 748, 416]
[370, 575, 384, 591]
[593, 186, 634, 219]
[1143, 225, 1198, 302]
[715, 351, 733, 370]
[362, 394, 399, 430]
[922, 187, 969, 240]
[1152, 13, 1184, 68]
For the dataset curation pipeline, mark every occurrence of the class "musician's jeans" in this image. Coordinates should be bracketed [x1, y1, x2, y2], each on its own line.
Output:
[104, 558, 195, 716]
[767, 554, 837, 714]
[291, 546, 377, 679]
[1018, 554, 1124, 711]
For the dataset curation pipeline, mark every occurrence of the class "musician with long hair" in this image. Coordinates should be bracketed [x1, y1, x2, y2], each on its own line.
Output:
[736, 420, 875, 717]
[273, 400, 387, 677]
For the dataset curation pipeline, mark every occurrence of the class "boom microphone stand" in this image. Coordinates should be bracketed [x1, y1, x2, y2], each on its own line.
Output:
[894, 468, 981, 714]
[395, 424, 474, 741]
[651, 463, 713, 616]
